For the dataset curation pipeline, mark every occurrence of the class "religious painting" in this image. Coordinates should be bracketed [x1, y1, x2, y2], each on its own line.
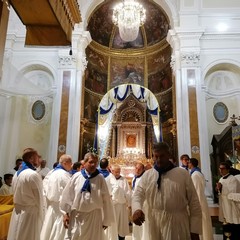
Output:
[84, 90, 101, 123]
[87, 1, 114, 47]
[85, 62, 107, 95]
[156, 91, 173, 123]
[147, 46, 172, 73]
[141, 0, 170, 46]
[81, 131, 95, 159]
[112, 27, 144, 49]
[148, 68, 172, 94]
[126, 134, 137, 148]
[110, 57, 145, 88]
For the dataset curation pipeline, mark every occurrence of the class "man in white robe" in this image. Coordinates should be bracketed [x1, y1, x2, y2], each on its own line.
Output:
[60, 152, 114, 240]
[0, 174, 13, 195]
[40, 154, 72, 240]
[216, 162, 240, 240]
[188, 158, 214, 240]
[107, 164, 131, 240]
[7, 149, 43, 240]
[131, 162, 148, 240]
[132, 142, 202, 240]
[36, 159, 51, 179]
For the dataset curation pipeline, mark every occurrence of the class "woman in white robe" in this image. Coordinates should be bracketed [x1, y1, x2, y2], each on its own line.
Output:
[189, 158, 214, 240]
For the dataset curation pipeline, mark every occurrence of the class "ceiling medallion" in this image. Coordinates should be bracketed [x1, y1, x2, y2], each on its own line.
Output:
[112, 0, 146, 42]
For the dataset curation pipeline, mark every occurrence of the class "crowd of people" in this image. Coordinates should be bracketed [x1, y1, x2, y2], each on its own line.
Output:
[1, 142, 240, 240]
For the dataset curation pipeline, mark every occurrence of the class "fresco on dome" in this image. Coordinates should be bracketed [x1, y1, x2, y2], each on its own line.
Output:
[85, 62, 107, 95]
[156, 91, 173, 123]
[147, 46, 171, 73]
[112, 28, 144, 49]
[84, 90, 101, 123]
[87, 2, 114, 47]
[142, 1, 170, 46]
[86, 48, 108, 72]
[110, 58, 145, 88]
[148, 67, 172, 94]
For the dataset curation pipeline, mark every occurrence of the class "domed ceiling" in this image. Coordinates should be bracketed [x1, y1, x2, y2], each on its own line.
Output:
[83, 0, 173, 128]
[87, 0, 170, 49]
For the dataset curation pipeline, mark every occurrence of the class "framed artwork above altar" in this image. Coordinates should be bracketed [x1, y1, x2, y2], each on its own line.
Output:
[126, 134, 137, 148]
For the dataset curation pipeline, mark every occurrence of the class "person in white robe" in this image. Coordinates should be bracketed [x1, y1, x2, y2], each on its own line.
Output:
[188, 158, 214, 240]
[40, 154, 72, 240]
[179, 154, 190, 171]
[0, 173, 13, 195]
[132, 142, 202, 240]
[7, 149, 43, 240]
[60, 152, 115, 240]
[97, 158, 118, 240]
[107, 164, 131, 240]
[131, 162, 148, 240]
[216, 161, 240, 240]
[37, 159, 51, 179]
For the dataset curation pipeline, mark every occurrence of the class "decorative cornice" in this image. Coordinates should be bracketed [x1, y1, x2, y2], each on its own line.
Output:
[181, 52, 200, 67]
[170, 55, 176, 72]
[58, 55, 77, 68]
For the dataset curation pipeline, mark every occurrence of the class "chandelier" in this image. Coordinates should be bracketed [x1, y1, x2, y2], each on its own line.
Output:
[112, 0, 146, 42]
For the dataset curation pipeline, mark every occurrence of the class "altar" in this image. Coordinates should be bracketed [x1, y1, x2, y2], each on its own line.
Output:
[107, 92, 155, 178]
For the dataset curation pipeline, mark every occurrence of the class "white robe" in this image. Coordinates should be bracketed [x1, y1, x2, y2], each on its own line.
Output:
[0, 183, 13, 195]
[103, 174, 118, 240]
[218, 174, 240, 224]
[132, 176, 149, 240]
[60, 171, 114, 240]
[40, 168, 71, 240]
[7, 169, 44, 240]
[107, 174, 131, 237]
[191, 171, 214, 240]
[132, 167, 202, 240]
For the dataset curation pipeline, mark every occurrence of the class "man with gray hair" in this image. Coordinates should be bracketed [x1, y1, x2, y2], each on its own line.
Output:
[40, 154, 72, 240]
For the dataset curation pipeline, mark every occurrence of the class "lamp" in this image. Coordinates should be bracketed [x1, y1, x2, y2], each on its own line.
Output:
[112, 0, 146, 42]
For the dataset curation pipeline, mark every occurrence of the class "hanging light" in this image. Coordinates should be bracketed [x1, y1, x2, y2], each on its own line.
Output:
[112, 0, 146, 42]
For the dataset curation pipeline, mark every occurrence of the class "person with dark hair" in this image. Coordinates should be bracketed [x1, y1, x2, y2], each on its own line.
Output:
[132, 142, 202, 240]
[60, 152, 114, 240]
[0, 173, 13, 195]
[9, 158, 23, 175]
[216, 161, 240, 240]
[71, 161, 83, 175]
[99, 158, 110, 178]
[188, 158, 214, 240]
[225, 159, 240, 176]
[179, 154, 190, 171]
[7, 149, 43, 240]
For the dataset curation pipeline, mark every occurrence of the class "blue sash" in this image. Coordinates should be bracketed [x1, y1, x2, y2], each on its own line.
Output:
[17, 161, 35, 176]
[132, 171, 145, 190]
[98, 168, 110, 178]
[154, 162, 175, 189]
[190, 167, 202, 175]
[54, 163, 68, 172]
[181, 164, 188, 171]
[81, 169, 99, 193]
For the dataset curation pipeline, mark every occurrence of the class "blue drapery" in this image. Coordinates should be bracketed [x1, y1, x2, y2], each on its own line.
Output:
[97, 84, 162, 158]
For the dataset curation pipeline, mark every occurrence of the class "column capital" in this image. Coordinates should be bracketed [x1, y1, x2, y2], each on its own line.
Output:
[180, 51, 200, 67]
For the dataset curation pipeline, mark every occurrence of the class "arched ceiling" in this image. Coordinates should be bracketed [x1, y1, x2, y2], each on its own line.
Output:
[87, 0, 170, 49]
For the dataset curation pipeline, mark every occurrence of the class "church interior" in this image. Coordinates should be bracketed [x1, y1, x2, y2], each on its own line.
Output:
[1, 0, 240, 239]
